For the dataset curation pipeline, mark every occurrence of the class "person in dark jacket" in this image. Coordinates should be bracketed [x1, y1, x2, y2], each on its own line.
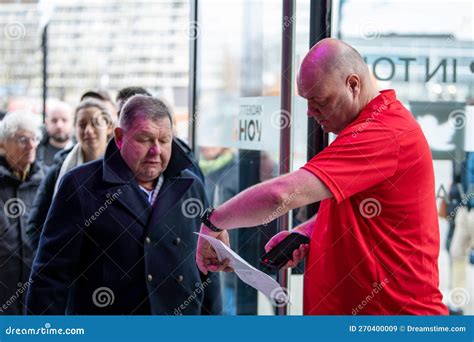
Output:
[26, 95, 222, 315]
[36, 101, 74, 166]
[26, 99, 113, 253]
[0, 111, 46, 315]
[25, 148, 69, 253]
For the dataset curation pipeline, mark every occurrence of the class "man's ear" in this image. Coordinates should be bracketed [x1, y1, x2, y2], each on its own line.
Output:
[347, 74, 361, 98]
[114, 127, 123, 149]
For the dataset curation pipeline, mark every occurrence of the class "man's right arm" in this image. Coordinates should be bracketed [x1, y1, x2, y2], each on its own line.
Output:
[26, 173, 85, 315]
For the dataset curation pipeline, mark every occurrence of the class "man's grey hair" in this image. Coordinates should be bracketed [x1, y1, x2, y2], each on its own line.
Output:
[0, 110, 43, 143]
[119, 95, 173, 130]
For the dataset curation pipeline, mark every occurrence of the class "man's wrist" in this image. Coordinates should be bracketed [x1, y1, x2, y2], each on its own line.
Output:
[200, 207, 224, 233]
[293, 225, 311, 237]
[201, 224, 222, 237]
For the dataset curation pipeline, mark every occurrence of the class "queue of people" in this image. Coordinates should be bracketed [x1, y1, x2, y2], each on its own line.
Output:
[0, 39, 464, 316]
[0, 87, 221, 315]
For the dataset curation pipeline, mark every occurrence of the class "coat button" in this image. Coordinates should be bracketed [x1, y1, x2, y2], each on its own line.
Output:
[147, 274, 153, 282]
[177, 275, 184, 283]
[173, 237, 181, 245]
[145, 237, 151, 244]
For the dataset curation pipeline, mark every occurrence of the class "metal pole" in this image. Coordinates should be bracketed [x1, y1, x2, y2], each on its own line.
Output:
[276, 0, 295, 316]
[41, 23, 48, 122]
[236, 0, 264, 315]
[187, 0, 199, 151]
[306, 0, 331, 217]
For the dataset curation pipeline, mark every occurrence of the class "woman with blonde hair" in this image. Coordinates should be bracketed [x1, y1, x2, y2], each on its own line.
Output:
[27, 99, 114, 252]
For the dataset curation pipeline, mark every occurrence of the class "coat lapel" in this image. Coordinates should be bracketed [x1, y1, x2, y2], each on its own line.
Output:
[101, 138, 196, 228]
[148, 138, 196, 223]
[114, 183, 151, 227]
[148, 176, 194, 224]
[102, 141, 151, 227]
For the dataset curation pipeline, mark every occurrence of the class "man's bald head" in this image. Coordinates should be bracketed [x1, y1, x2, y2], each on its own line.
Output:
[298, 38, 369, 97]
[297, 38, 377, 134]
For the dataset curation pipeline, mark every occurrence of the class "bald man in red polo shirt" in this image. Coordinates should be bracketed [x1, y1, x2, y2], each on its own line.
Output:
[196, 38, 448, 315]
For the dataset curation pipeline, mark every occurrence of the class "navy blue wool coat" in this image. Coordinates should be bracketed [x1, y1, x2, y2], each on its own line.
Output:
[26, 139, 221, 315]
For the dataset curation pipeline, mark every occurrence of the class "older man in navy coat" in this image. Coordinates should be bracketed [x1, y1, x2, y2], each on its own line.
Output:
[26, 95, 223, 315]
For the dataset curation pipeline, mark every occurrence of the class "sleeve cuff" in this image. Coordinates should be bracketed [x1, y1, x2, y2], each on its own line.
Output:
[301, 165, 345, 204]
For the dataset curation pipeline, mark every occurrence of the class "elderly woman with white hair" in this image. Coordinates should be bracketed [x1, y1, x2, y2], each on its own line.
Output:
[0, 110, 46, 315]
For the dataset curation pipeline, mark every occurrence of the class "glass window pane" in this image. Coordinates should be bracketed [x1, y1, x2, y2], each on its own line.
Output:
[197, 0, 283, 315]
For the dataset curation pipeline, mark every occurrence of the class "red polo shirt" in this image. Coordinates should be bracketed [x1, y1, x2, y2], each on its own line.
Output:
[301, 90, 448, 315]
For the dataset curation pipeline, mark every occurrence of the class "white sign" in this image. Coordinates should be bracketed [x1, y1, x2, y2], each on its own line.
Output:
[197, 96, 281, 152]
